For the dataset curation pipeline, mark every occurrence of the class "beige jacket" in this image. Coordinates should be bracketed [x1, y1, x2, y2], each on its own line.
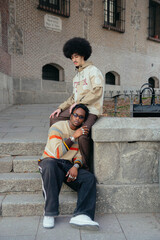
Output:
[58, 62, 104, 116]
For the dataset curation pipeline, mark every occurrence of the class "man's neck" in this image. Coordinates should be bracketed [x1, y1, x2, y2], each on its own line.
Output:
[69, 120, 79, 131]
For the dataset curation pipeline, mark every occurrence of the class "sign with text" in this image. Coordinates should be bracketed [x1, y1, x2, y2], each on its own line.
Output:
[44, 14, 62, 32]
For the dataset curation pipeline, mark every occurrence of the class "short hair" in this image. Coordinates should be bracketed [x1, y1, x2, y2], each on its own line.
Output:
[63, 37, 92, 61]
[71, 104, 89, 121]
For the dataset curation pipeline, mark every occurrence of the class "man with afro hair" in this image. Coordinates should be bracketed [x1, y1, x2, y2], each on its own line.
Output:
[50, 37, 104, 170]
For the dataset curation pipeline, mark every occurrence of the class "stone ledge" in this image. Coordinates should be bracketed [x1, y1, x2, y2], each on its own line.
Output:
[96, 184, 160, 214]
[92, 117, 160, 142]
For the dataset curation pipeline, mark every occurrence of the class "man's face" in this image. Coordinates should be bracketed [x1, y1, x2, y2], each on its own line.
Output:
[71, 53, 85, 67]
[70, 108, 86, 129]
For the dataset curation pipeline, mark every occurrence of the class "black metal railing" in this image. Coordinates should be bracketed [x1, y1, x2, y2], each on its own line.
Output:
[38, 0, 70, 18]
[103, 90, 160, 117]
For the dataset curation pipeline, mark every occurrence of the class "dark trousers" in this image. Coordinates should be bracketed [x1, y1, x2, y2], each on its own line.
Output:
[50, 108, 98, 170]
[38, 158, 97, 220]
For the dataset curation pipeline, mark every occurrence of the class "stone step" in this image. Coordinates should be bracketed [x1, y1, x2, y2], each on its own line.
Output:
[0, 172, 73, 193]
[0, 156, 12, 173]
[0, 142, 45, 156]
[0, 155, 40, 173]
[13, 156, 40, 173]
[1, 192, 77, 217]
[0, 173, 41, 193]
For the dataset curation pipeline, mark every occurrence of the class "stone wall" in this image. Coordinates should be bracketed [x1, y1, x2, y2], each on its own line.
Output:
[92, 117, 160, 213]
[0, 72, 13, 111]
[0, 0, 13, 111]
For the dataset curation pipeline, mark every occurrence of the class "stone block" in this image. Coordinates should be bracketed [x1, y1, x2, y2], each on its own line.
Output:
[0, 156, 13, 173]
[42, 80, 66, 92]
[0, 173, 41, 193]
[94, 142, 120, 184]
[94, 142, 159, 184]
[0, 72, 4, 90]
[0, 195, 5, 215]
[92, 117, 160, 142]
[96, 184, 160, 214]
[21, 78, 41, 91]
[3, 89, 9, 103]
[159, 159, 160, 192]
[2, 192, 77, 216]
[13, 156, 40, 173]
[0, 142, 45, 156]
[0, 89, 3, 103]
[33, 91, 69, 104]
[2, 194, 44, 217]
[121, 148, 159, 184]
[13, 78, 20, 90]
[13, 91, 34, 104]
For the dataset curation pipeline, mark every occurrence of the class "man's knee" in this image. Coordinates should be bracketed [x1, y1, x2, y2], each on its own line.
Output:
[78, 134, 90, 143]
[41, 159, 58, 172]
[80, 170, 96, 185]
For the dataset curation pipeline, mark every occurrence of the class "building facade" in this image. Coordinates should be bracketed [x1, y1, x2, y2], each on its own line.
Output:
[0, 0, 160, 106]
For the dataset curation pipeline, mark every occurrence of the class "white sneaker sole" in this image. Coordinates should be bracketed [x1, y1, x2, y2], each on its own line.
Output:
[43, 225, 54, 229]
[70, 222, 99, 231]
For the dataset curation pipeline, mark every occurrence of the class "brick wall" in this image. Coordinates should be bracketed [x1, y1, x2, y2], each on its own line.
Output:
[2, 0, 160, 104]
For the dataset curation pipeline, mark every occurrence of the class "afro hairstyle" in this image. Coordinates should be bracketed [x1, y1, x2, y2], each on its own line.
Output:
[63, 37, 92, 61]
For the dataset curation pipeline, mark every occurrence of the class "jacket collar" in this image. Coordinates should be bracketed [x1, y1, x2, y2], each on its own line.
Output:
[76, 61, 93, 72]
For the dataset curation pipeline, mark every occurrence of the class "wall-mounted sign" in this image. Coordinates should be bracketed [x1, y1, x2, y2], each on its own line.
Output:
[44, 14, 62, 32]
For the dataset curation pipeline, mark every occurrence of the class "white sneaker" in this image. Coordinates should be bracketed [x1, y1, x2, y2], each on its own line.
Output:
[43, 216, 55, 228]
[69, 214, 99, 230]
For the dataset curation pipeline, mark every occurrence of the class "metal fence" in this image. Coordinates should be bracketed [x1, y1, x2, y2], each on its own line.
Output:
[104, 90, 160, 117]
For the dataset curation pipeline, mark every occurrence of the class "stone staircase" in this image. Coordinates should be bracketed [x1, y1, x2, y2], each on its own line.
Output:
[0, 155, 77, 217]
[0, 104, 160, 217]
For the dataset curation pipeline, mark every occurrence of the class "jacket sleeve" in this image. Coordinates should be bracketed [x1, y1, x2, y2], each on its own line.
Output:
[58, 94, 75, 111]
[72, 150, 83, 167]
[78, 86, 103, 105]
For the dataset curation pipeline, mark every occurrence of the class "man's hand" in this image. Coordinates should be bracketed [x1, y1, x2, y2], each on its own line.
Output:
[50, 109, 61, 119]
[72, 125, 89, 139]
[69, 103, 76, 114]
[66, 166, 78, 182]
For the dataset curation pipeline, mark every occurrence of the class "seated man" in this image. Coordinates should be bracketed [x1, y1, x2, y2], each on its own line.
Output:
[38, 104, 99, 230]
[50, 37, 104, 170]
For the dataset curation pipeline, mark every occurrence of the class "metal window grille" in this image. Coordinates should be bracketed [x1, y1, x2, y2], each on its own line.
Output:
[148, 0, 160, 41]
[148, 77, 155, 88]
[106, 72, 115, 85]
[103, 0, 125, 33]
[42, 64, 59, 81]
[38, 0, 70, 18]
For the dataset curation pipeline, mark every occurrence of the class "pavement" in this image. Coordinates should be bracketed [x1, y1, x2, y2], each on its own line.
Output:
[0, 213, 160, 240]
[0, 104, 160, 240]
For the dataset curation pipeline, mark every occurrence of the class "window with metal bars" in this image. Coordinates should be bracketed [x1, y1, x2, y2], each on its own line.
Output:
[103, 0, 125, 33]
[42, 64, 59, 81]
[38, 0, 70, 18]
[105, 71, 120, 85]
[148, 0, 160, 42]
